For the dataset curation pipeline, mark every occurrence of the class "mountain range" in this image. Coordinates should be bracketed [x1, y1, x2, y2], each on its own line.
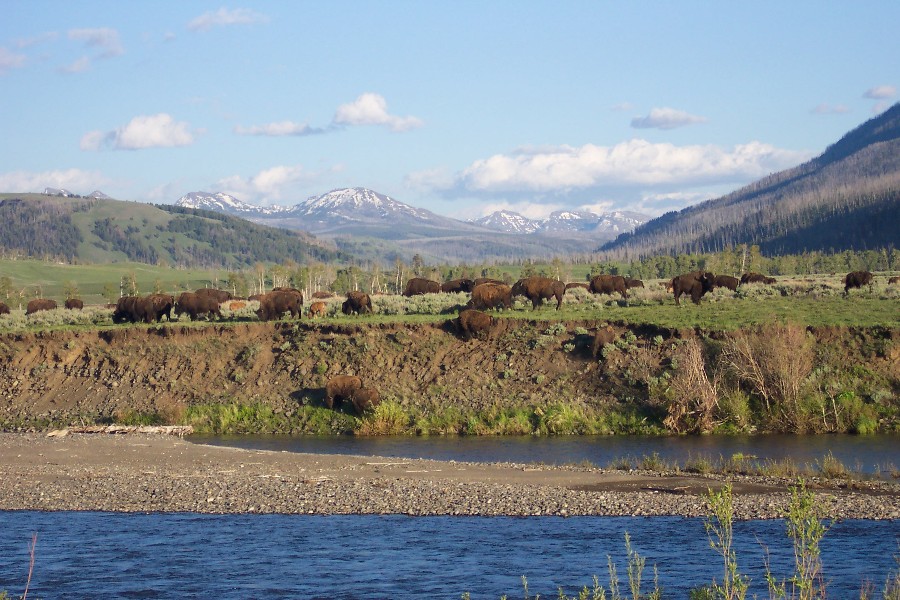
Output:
[175, 187, 649, 262]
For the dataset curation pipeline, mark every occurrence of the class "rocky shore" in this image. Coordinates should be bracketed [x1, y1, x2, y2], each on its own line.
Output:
[0, 433, 898, 520]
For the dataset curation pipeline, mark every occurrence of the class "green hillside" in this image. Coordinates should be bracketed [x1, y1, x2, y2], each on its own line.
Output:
[0, 194, 347, 269]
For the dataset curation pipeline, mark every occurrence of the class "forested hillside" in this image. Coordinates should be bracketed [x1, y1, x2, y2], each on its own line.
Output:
[602, 103, 900, 257]
[0, 195, 345, 268]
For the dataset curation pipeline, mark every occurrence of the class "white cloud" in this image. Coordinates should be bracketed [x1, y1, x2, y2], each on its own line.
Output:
[811, 103, 850, 115]
[442, 139, 809, 195]
[334, 93, 424, 132]
[631, 107, 707, 130]
[81, 114, 195, 151]
[68, 28, 124, 59]
[188, 8, 269, 31]
[234, 121, 325, 136]
[863, 85, 896, 100]
[0, 47, 27, 74]
[0, 168, 110, 193]
[59, 56, 91, 74]
[213, 164, 336, 204]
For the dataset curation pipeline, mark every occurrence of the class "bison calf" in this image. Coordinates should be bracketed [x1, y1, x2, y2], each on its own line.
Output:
[592, 325, 617, 358]
[308, 301, 327, 318]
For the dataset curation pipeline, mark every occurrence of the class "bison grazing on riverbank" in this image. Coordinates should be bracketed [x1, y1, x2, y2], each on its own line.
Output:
[467, 283, 513, 311]
[592, 325, 617, 358]
[26, 299, 57, 315]
[441, 278, 475, 293]
[589, 275, 628, 299]
[175, 292, 222, 321]
[0, 301, 10, 315]
[64, 298, 84, 310]
[741, 273, 776, 285]
[325, 375, 363, 409]
[511, 276, 566, 310]
[342, 291, 373, 315]
[403, 278, 441, 297]
[350, 387, 381, 414]
[844, 270, 874, 293]
[672, 271, 716, 305]
[456, 308, 495, 339]
[713, 275, 740, 291]
[308, 301, 327, 318]
[256, 290, 303, 321]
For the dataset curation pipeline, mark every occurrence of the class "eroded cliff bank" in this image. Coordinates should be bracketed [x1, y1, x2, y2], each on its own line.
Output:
[0, 319, 897, 433]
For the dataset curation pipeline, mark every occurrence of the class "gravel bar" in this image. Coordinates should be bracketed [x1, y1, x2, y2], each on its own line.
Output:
[0, 433, 897, 520]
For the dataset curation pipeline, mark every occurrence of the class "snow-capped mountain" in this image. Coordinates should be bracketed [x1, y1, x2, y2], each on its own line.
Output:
[88, 190, 112, 199]
[474, 209, 650, 236]
[293, 188, 440, 225]
[175, 191, 290, 216]
[473, 210, 541, 234]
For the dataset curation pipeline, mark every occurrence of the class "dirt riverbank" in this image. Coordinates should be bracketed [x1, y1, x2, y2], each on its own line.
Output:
[1, 319, 897, 432]
[0, 433, 898, 519]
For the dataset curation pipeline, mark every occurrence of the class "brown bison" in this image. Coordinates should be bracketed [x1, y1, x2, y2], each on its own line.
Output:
[456, 308, 495, 339]
[311, 291, 334, 299]
[474, 277, 505, 286]
[741, 273, 776, 285]
[325, 375, 363, 409]
[403, 278, 441, 296]
[64, 298, 84, 310]
[112, 296, 145, 323]
[26, 298, 57, 315]
[308, 301, 327, 318]
[713, 275, 740, 291]
[889, 276, 899, 285]
[468, 283, 513, 311]
[0, 301, 10, 315]
[511, 276, 566, 310]
[342, 291, 373, 315]
[194, 288, 233, 303]
[624, 278, 645, 289]
[175, 292, 222, 321]
[256, 290, 303, 321]
[672, 271, 716, 305]
[350, 387, 381, 414]
[441, 278, 476, 293]
[844, 270, 874, 292]
[146, 293, 175, 322]
[565, 282, 590, 290]
[589, 274, 628, 299]
[592, 325, 617, 358]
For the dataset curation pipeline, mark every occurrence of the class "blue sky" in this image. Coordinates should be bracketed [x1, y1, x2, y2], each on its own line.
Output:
[2, 1, 897, 220]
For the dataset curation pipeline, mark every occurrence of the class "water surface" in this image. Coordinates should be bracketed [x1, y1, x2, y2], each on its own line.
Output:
[191, 433, 900, 474]
[1, 512, 897, 599]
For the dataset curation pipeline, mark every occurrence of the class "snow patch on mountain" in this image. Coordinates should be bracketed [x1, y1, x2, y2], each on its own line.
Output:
[175, 191, 290, 216]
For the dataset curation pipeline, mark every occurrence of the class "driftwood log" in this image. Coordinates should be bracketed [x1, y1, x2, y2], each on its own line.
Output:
[47, 425, 194, 437]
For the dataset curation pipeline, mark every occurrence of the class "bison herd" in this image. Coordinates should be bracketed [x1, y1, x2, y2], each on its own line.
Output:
[3, 269, 892, 324]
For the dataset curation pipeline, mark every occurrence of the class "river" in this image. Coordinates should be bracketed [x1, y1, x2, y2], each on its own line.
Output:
[191, 432, 900, 475]
[1, 512, 898, 599]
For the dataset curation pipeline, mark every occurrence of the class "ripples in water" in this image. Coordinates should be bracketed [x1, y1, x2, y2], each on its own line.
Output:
[1, 512, 898, 598]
